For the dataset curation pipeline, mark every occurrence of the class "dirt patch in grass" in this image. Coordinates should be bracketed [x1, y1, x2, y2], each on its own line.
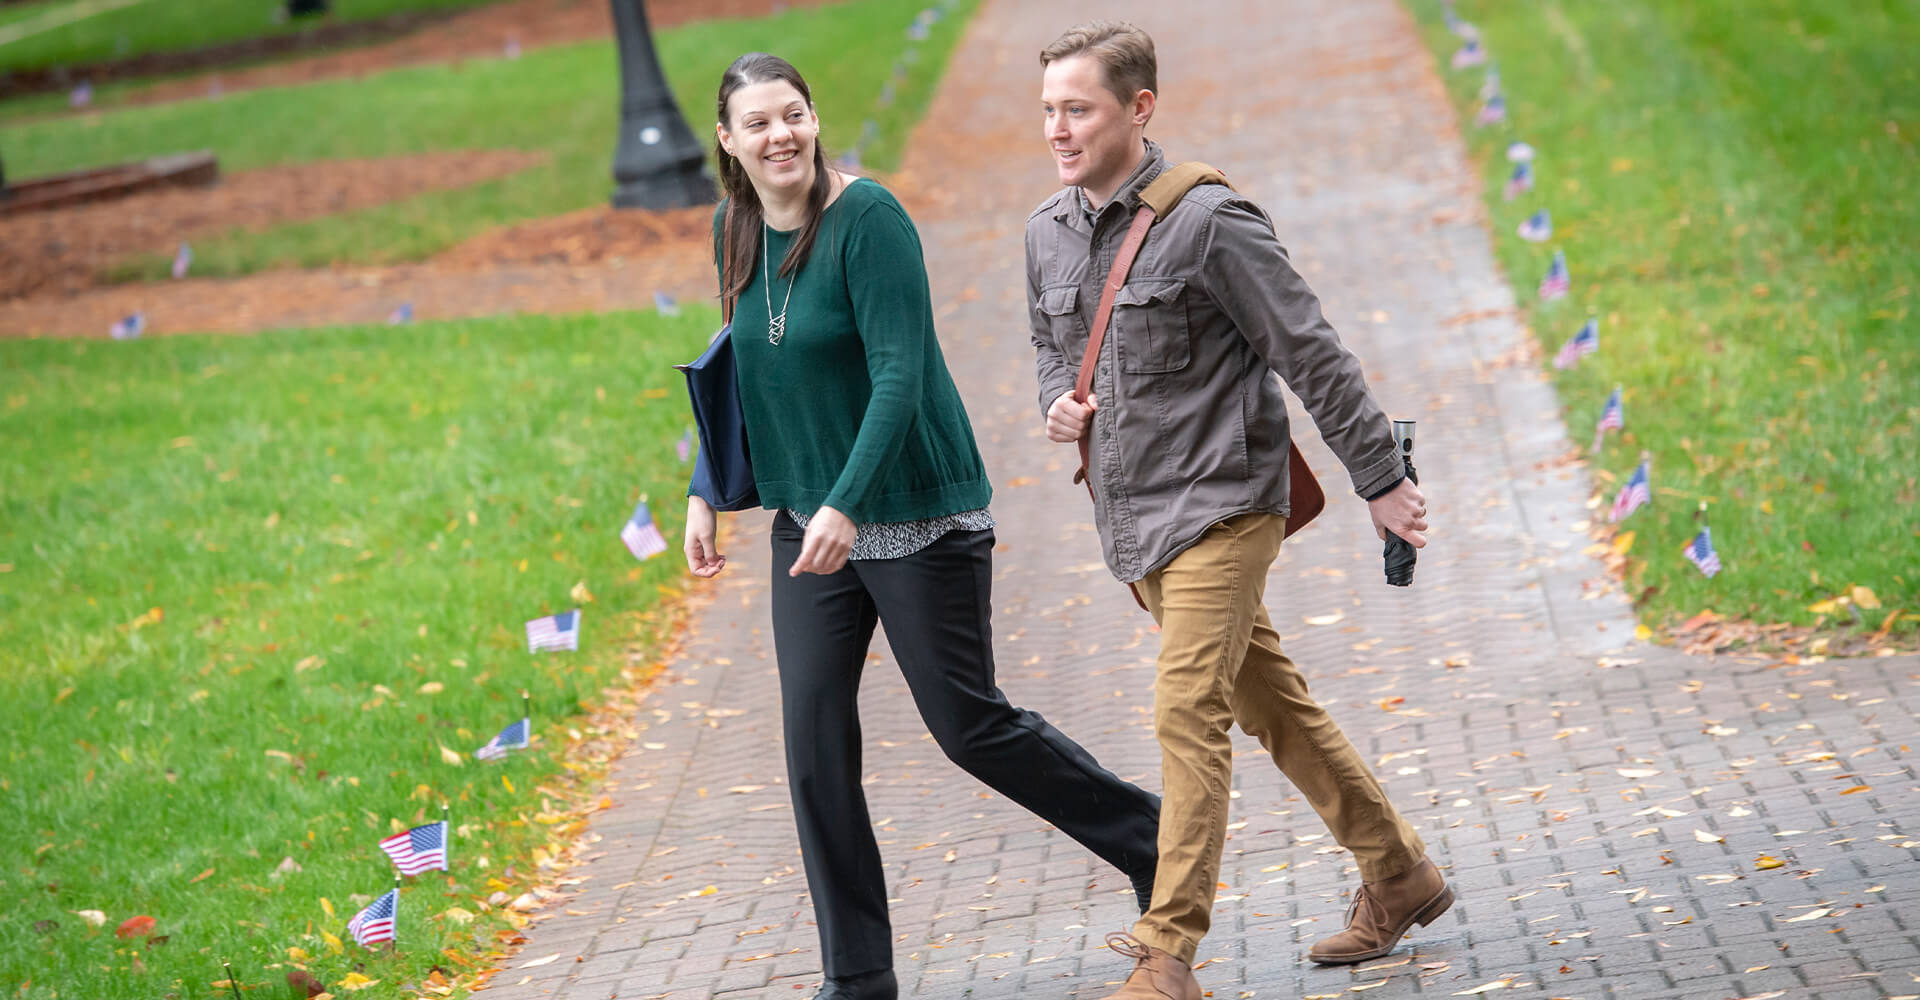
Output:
[0, 147, 546, 301]
[36, 0, 840, 111]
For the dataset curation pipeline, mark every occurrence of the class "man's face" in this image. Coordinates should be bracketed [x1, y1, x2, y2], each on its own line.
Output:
[1041, 54, 1146, 204]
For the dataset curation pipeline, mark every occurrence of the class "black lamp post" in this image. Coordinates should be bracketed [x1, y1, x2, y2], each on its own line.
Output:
[609, 0, 716, 210]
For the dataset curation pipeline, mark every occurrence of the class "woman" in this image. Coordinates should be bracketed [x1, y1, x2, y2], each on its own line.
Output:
[683, 53, 1161, 1000]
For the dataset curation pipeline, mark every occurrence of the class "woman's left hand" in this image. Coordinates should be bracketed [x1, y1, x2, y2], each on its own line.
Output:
[789, 505, 856, 577]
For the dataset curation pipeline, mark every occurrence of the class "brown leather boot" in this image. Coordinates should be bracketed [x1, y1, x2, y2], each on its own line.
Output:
[1308, 858, 1455, 965]
[1097, 932, 1202, 1000]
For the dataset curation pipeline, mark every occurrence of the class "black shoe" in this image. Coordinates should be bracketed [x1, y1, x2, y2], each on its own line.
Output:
[1132, 871, 1156, 915]
[814, 968, 897, 1000]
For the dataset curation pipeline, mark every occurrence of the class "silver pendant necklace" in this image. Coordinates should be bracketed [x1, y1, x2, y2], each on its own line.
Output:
[763, 224, 796, 345]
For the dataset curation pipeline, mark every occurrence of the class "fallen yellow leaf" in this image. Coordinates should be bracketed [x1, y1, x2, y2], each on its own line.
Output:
[1612, 531, 1635, 555]
[321, 930, 344, 955]
[570, 580, 596, 604]
[1634, 624, 1652, 641]
[319, 897, 335, 919]
[519, 954, 562, 968]
[418, 681, 445, 695]
[1782, 908, 1830, 923]
[442, 906, 474, 925]
[72, 909, 106, 927]
[439, 744, 464, 766]
[1851, 585, 1881, 610]
[1304, 611, 1345, 626]
[1753, 855, 1785, 870]
[1694, 829, 1725, 844]
[335, 972, 379, 991]
[502, 775, 515, 793]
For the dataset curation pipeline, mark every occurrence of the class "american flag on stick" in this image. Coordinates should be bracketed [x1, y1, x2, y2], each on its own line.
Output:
[378, 821, 449, 875]
[1683, 527, 1722, 578]
[1553, 318, 1599, 369]
[621, 501, 670, 561]
[346, 889, 398, 948]
[525, 609, 580, 653]
[1592, 385, 1624, 451]
[1610, 457, 1651, 523]
[475, 717, 530, 761]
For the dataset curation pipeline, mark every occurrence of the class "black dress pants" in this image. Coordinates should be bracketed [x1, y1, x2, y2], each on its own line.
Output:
[769, 512, 1161, 976]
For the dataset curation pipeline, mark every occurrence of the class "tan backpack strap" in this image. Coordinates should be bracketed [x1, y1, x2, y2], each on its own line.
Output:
[1138, 161, 1233, 217]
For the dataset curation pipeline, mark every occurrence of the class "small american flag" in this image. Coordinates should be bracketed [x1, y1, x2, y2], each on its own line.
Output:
[525, 610, 580, 653]
[1610, 458, 1651, 523]
[70, 82, 92, 108]
[1553, 318, 1599, 369]
[676, 428, 694, 462]
[346, 889, 398, 948]
[475, 717, 530, 760]
[171, 242, 192, 279]
[653, 291, 680, 317]
[109, 312, 145, 340]
[504, 34, 521, 59]
[1451, 39, 1486, 70]
[1683, 527, 1722, 578]
[378, 821, 449, 875]
[1539, 250, 1570, 300]
[1506, 140, 1533, 163]
[1475, 94, 1506, 127]
[1479, 64, 1502, 101]
[388, 302, 413, 325]
[621, 501, 670, 561]
[1517, 209, 1552, 242]
[1444, 7, 1477, 40]
[1592, 386, 1624, 451]
[1503, 161, 1534, 201]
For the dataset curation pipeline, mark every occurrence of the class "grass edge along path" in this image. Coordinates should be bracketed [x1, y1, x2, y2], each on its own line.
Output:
[1409, 0, 1918, 651]
[0, 307, 717, 1000]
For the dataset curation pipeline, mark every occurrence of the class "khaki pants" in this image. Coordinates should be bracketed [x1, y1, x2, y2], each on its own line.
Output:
[1130, 512, 1426, 963]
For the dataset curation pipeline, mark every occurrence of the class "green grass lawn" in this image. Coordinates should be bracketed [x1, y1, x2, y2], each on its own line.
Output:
[1413, 0, 1919, 641]
[0, 0, 504, 74]
[0, 305, 714, 999]
[0, 0, 979, 281]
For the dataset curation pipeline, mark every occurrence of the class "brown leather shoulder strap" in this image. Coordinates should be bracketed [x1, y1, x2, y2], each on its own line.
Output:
[1072, 163, 1233, 477]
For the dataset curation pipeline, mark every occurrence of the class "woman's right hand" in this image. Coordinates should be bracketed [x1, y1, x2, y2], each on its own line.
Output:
[685, 496, 726, 577]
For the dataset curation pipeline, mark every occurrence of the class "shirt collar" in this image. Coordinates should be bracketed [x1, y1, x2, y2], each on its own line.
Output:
[1056, 139, 1167, 231]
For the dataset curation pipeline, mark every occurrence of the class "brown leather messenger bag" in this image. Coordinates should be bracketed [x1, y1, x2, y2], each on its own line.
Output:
[1071, 162, 1326, 609]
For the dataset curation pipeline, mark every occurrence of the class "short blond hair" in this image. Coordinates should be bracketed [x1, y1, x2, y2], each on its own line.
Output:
[1039, 21, 1157, 108]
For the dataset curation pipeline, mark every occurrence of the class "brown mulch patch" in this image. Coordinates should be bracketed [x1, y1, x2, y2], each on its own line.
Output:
[0, 148, 546, 301]
[63, 0, 840, 112]
[431, 202, 716, 270]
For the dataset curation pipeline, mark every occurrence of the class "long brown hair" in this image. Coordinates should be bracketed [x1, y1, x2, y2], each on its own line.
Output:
[715, 53, 835, 305]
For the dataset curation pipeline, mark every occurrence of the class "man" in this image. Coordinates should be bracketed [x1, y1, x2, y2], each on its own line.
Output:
[1024, 21, 1455, 1000]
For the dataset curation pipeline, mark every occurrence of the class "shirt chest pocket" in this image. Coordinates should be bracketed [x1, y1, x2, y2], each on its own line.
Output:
[1037, 284, 1087, 356]
[1112, 277, 1191, 374]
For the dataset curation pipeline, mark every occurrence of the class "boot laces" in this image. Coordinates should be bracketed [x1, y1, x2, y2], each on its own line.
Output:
[1344, 883, 1391, 935]
[1106, 931, 1154, 964]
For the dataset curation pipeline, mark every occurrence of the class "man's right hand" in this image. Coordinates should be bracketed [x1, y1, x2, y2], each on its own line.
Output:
[1046, 392, 1098, 443]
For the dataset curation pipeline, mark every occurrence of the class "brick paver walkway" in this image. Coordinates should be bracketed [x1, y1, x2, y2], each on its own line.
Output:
[485, 2, 1920, 998]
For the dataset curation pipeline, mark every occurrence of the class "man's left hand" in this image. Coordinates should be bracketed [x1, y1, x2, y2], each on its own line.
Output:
[1367, 478, 1429, 548]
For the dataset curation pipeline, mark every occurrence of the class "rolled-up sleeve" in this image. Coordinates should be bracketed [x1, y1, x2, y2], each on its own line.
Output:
[1199, 198, 1403, 498]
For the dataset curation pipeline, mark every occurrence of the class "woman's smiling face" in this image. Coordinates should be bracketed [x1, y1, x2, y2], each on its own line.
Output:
[718, 79, 819, 198]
